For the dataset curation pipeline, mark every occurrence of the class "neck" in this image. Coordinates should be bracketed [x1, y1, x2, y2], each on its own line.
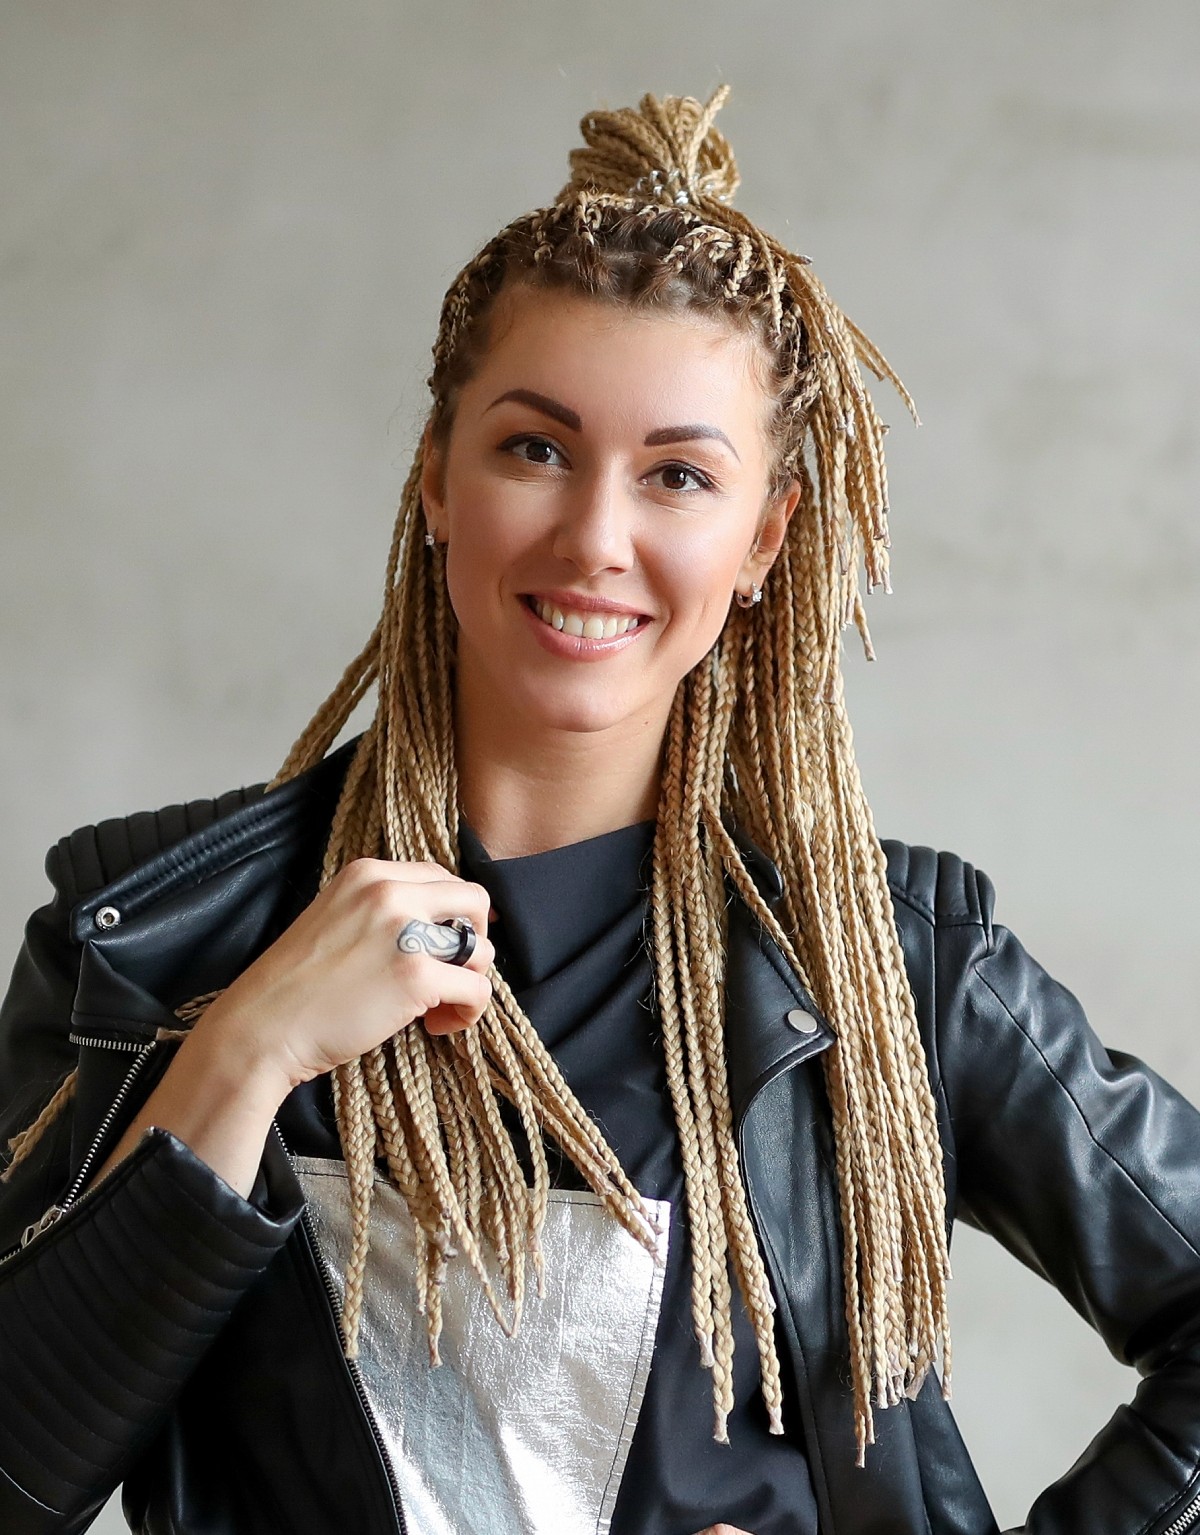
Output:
[453, 681, 668, 861]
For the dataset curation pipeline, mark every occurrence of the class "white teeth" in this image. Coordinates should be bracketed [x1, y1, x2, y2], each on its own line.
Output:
[532, 599, 639, 638]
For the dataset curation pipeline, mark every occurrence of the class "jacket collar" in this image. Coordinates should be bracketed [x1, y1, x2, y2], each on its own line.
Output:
[69, 737, 836, 1118]
[68, 736, 361, 946]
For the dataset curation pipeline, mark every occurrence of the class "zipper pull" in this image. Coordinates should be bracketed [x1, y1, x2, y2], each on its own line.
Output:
[21, 1204, 64, 1247]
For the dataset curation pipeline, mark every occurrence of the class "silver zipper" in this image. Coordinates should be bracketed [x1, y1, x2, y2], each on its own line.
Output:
[10, 1042, 157, 1253]
[274, 1120, 407, 1535]
[69, 1031, 150, 1053]
[1163, 1492, 1200, 1535]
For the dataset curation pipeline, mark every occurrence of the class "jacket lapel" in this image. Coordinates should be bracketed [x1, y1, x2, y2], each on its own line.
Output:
[724, 830, 935, 1534]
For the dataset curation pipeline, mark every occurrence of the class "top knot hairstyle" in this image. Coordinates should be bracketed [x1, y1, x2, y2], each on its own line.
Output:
[6, 86, 947, 1465]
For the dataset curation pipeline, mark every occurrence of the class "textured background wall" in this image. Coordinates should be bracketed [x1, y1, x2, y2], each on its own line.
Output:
[3, 3, 1198, 1530]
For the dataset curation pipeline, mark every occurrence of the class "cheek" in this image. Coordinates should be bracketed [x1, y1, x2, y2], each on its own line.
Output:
[445, 541, 503, 627]
[443, 482, 523, 602]
[656, 528, 752, 631]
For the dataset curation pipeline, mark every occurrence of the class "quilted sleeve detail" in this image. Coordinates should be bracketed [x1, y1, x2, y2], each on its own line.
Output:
[0, 1127, 304, 1525]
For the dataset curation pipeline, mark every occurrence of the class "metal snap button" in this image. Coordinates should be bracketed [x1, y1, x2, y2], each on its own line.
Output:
[94, 905, 121, 930]
[786, 1007, 818, 1034]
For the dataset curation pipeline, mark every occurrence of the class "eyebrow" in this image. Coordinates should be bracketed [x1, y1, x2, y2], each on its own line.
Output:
[484, 388, 741, 463]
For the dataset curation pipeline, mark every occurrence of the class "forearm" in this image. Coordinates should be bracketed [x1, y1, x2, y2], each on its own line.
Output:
[949, 918, 1200, 1535]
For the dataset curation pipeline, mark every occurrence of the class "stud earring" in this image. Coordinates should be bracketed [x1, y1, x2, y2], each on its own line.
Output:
[424, 530, 436, 548]
[735, 582, 763, 609]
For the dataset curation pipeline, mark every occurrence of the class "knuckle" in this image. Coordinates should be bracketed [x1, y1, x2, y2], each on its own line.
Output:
[338, 862, 403, 919]
[336, 857, 376, 889]
[363, 880, 409, 921]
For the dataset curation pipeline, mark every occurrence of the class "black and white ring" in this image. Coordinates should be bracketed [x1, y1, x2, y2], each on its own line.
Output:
[396, 915, 477, 967]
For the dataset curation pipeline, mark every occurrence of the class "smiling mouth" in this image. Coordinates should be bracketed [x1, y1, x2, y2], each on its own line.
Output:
[522, 595, 647, 639]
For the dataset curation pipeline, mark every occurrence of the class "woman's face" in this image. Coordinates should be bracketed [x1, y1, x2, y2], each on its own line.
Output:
[421, 283, 800, 744]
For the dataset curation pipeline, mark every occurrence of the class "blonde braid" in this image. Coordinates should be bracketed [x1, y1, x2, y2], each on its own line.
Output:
[1, 1067, 77, 1184]
[703, 652, 786, 1433]
[723, 456, 949, 1456]
[332, 1053, 378, 1358]
[649, 695, 719, 1373]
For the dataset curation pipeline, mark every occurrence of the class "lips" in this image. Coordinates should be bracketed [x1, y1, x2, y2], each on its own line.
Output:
[517, 593, 650, 658]
[520, 589, 650, 619]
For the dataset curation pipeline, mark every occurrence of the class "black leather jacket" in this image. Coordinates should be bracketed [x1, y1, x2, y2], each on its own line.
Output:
[3, 736, 1200, 1535]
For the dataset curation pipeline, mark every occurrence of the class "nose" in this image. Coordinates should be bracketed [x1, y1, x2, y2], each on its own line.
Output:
[550, 465, 635, 576]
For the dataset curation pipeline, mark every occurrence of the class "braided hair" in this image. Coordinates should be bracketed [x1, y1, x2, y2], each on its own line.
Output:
[6, 85, 947, 1465]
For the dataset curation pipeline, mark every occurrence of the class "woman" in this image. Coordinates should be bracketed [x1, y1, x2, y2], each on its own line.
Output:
[2, 85, 1200, 1535]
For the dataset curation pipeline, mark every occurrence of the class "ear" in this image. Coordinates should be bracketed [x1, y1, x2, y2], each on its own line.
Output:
[739, 478, 802, 588]
[420, 423, 445, 538]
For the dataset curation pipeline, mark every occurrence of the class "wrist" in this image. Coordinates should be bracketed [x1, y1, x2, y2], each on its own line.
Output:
[180, 1009, 298, 1118]
[85, 1003, 295, 1202]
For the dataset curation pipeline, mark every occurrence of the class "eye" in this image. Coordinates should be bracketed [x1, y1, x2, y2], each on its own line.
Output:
[649, 461, 715, 494]
[500, 433, 567, 467]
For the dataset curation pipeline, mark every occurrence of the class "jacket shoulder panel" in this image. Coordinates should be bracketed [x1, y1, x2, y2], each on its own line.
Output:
[54, 783, 269, 907]
[880, 836, 996, 945]
[50, 735, 361, 913]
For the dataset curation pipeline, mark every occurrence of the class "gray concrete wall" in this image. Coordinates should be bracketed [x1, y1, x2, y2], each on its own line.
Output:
[2, 3, 1197, 1530]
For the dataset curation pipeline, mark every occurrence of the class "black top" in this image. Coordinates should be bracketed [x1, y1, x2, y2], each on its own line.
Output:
[457, 817, 819, 1535]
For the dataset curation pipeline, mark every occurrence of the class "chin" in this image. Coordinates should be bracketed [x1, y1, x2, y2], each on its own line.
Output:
[530, 701, 631, 735]
[513, 684, 641, 736]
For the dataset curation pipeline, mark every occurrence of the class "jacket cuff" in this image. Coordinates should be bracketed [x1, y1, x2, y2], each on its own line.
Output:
[0, 1125, 304, 1520]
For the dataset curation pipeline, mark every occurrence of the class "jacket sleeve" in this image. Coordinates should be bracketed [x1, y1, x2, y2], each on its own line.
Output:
[941, 902, 1200, 1535]
[0, 844, 306, 1535]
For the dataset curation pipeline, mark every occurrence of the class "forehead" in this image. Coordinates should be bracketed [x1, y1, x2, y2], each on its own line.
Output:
[469, 283, 772, 428]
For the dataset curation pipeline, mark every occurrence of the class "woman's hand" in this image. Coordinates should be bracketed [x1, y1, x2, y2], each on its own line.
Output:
[85, 857, 495, 1200]
[197, 856, 496, 1096]
[692, 1525, 756, 1534]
